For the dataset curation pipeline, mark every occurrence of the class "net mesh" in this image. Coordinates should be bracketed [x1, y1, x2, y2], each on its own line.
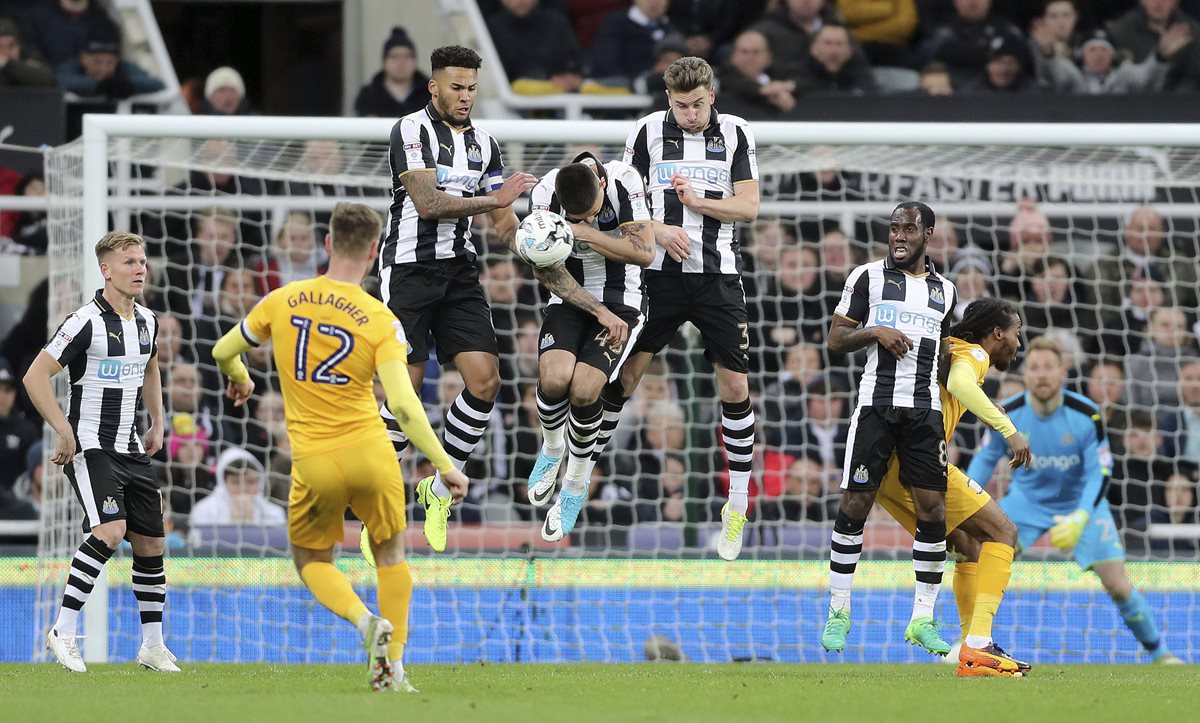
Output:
[35, 127, 1200, 665]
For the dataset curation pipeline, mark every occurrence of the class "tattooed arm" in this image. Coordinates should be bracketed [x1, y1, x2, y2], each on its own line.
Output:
[402, 169, 535, 220]
[532, 263, 629, 347]
[569, 222, 655, 267]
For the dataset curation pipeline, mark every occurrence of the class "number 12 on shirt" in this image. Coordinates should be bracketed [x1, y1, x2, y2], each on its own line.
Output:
[290, 315, 354, 385]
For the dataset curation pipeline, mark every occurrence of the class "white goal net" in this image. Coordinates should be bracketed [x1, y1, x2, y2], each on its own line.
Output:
[34, 116, 1200, 665]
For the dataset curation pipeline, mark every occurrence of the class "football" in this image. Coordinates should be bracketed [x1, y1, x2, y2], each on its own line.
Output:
[516, 209, 574, 268]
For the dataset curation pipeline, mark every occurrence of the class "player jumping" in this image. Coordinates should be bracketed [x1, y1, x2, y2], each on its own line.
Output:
[525, 152, 655, 542]
[590, 56, 760, 560]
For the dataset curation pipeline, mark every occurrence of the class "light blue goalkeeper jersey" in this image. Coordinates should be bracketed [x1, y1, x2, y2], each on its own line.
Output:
[965, 389, 1113, 515]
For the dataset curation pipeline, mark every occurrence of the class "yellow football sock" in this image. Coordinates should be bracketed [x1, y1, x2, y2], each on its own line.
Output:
[377, 562, 413, 662]
[969, 542, 1014, 644]
[954, 561, 978, 639]
[300, 561, 370, 625]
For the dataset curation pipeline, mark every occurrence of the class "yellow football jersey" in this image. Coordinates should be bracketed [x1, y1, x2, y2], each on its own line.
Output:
[939, 336, 991, 443]
[242, 276, 408, 458]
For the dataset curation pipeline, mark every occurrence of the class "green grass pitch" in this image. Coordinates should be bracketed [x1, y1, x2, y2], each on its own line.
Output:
[2, 663, 1193, 722]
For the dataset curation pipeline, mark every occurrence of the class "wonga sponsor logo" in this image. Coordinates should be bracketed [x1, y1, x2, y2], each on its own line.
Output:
[436, 164, 480, 192]
[97, 358, 147, 381]
[874, 304, 942, 334]
[651, 162, 730, 188]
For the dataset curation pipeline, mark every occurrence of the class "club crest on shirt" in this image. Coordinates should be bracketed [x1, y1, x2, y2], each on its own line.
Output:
[466, 143, 482, 163]
[138, 324, 150, 345]
[853, 465, 869, 484]
[102, 496, 119, 515]
[598, 205, 617, 223]
[706, 136, 725, 153]
[928, 286, 945, 305]
[1061, 432, 1074, 445]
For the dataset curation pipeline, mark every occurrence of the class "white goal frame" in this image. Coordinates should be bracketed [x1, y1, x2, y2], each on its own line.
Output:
[61, 114, 1200, 663]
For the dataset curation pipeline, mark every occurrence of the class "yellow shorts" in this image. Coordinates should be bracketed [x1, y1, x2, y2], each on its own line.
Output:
[877, 459, 991, 536]
[288, 436, 407, 549]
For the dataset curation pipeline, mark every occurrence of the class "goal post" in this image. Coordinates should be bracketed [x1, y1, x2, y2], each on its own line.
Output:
[32, 113, 1200, 666]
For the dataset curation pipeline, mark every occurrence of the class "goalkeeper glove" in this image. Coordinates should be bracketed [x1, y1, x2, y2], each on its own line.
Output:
[1050, 509, 1089, 551]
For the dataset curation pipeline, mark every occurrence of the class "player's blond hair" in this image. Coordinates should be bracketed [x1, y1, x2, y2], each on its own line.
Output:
[1026, 335, 1063, 362]
[664, 57, 714, 94]
[329, 202, 382, 258]
[94, 231, 145, 261]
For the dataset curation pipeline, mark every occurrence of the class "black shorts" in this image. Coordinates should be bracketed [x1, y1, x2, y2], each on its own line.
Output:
[65, 449, 164, 537]
[382, 257, 499, 364]
[634, 271, 749, 374]
[841, 406, 947, 492]
[538, 302, 645, 382]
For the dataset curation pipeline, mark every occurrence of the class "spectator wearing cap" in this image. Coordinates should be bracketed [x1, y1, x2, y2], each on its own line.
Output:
[487, 0, 581, 84]
[1036, 27, 1181, 93]
[56, 25, 164, 99]
[750, 0, 842, 81]
[0, 17, 53, 87]
[931, 0, 1026, 87]
[590, 0, 682, 86]
[25, 0, 118, 68]
[1109, 0, 1200, 91]
[353, 26, 430, 117]
[201, 65, 250, 115]
[0, 359, 39, 494]
[965, 33, 1039, 93]
[801, 23, 878, 95]
[717, 29, 797, 118]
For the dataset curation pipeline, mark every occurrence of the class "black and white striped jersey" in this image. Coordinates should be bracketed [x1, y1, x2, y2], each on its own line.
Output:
[623, 107, 757, 274]
[835, 256, 957, 410]
[43, 290, 159, 454]
[381, 103, 505, 267]
[529, 154, 651, 310]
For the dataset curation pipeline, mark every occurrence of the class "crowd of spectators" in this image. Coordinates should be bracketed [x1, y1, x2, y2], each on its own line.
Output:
[0, 1, 1198, 556]
[0, 0, 164, 100]
[456, 0, 1200, 121]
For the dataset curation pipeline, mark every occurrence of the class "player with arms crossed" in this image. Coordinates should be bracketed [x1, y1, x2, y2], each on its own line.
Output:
[212, 203, 469, 692]
[25, 232, 176, 673]
[967, 337, 1182, 664]
[820, 202, 958, 655]
[525, 152, 655, 541]
[597, 56, 759, 560]
[874, 298, 1033, 676]
[380, 45, 602, 552]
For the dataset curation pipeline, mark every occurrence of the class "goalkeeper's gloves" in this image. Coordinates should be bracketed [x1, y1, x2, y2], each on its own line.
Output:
[1050, 509, 1089, 551]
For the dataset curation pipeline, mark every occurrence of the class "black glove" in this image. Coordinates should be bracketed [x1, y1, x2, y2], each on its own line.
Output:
[96, 73, 136, 100]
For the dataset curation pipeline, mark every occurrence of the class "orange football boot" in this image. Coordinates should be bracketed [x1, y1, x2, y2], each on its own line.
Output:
[957, 642, 1031, 677]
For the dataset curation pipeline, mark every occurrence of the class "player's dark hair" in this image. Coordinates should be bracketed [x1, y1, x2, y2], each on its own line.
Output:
[431, 45, 482, 72]
[949, 298, 1020, 343]
[555, 163, 601, 217]
[893, 201, 935, 232]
